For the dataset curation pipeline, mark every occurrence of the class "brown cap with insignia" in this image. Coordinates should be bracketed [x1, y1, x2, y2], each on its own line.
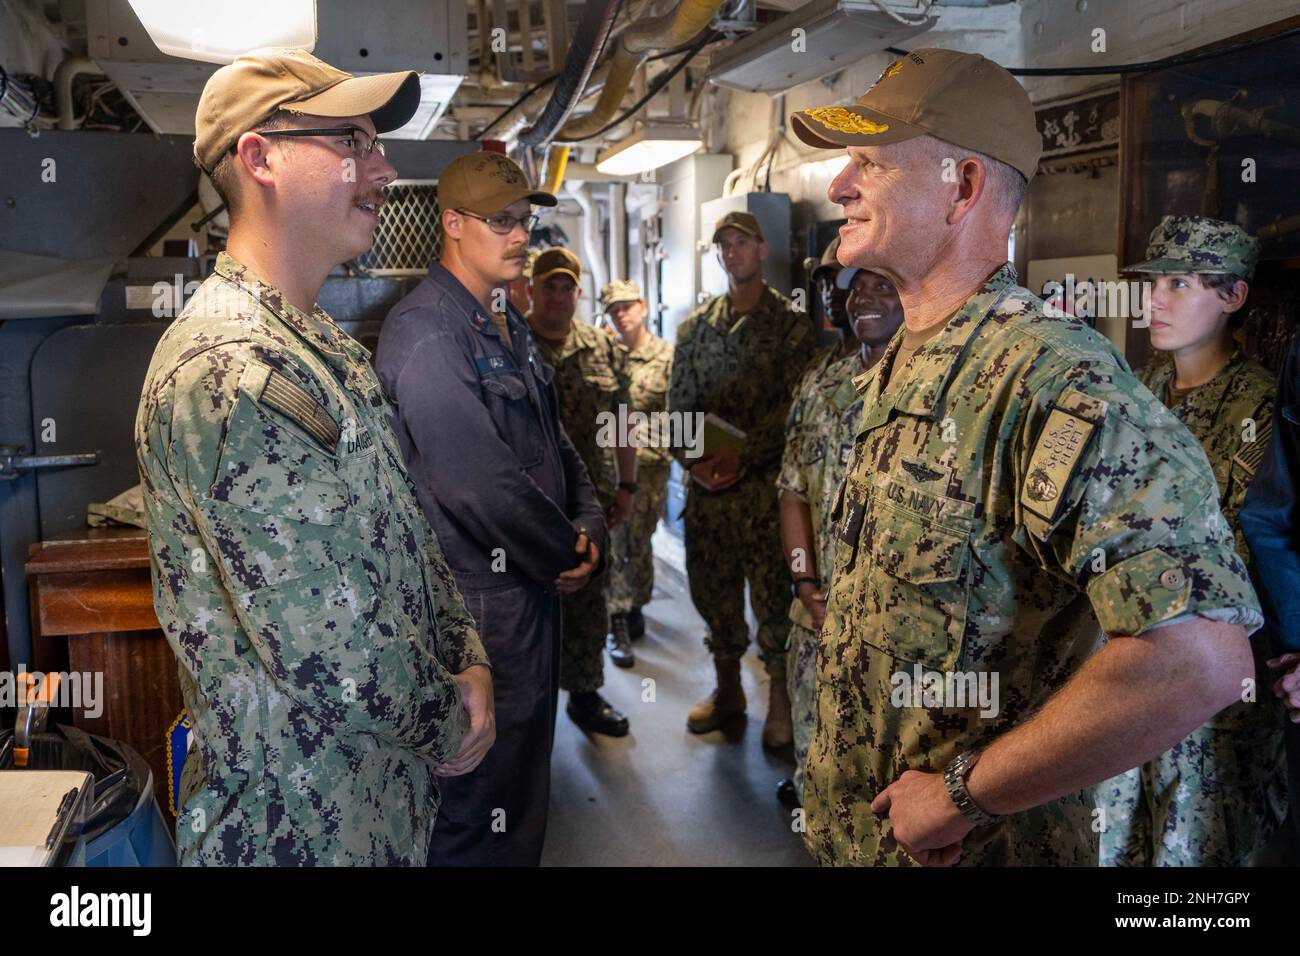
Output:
[194, 47, 421, 174]
[532, 247, 582, 282]
[790, 48, 1041, 182]
[438, 150, 558, 215]
[711, 210, 764, 243]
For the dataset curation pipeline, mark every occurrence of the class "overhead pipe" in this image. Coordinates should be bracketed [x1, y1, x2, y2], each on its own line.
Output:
[541, 145, 572, 195]
[517, 0, 623, 147]
[55, 55, 105, 130]
[558, 0, 725, 141]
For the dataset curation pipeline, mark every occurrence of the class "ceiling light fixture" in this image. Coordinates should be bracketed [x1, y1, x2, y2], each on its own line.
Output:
[127, 0, 317, 65]
[595, 124, 704, 177]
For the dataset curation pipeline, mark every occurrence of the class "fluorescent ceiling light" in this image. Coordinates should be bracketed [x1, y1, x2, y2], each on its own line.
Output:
[596, 126, 703, 177]
[127, 0, 317, 65]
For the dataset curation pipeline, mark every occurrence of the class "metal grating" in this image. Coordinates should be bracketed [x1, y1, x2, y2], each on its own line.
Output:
[357, 180, 441, 276]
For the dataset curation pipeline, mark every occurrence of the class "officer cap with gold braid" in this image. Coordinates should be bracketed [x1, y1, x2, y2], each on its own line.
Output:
[790, 48, 1042, 182]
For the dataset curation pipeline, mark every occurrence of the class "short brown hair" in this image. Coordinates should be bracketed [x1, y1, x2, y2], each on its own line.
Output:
[1198, 272, 1249, 328]
[203, 109, 298, 219]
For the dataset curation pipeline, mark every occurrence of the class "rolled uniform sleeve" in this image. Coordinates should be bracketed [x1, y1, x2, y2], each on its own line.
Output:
[161, 349, 469, 764]
[1012, 358, 1263, 638]
[396, 334, 586, 584]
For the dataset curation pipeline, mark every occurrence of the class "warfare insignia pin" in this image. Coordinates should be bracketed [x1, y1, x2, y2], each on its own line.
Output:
[900, 458, 944, 483]
[804, 107, 890, 136]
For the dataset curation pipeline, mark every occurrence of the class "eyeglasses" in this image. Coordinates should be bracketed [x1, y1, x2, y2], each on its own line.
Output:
[456, 209, 540, 236]
[252, 126, 386, 160]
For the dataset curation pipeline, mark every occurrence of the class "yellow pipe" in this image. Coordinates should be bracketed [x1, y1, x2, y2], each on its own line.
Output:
[559, 0, 725, 141]
[542, 145, 571, 195]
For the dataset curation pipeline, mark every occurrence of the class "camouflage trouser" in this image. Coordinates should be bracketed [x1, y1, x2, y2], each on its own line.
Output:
[1097, 701, 1288, 866]
[607, 463, 670, 614]
[787, 620, 818, 802]
[684, 473, 789, 676]
[560, 570, 608, 694]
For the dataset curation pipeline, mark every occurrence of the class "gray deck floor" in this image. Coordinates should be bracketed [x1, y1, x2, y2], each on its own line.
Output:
[542, 563, 814, 867]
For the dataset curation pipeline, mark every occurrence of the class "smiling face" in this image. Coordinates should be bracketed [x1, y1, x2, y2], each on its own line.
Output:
[1146, 273, 1247, 354]
[847, 269, 904, 347]
[715, 227, 766, 284]
[267, 113, 397, 265]
[827, 139, 959, 285]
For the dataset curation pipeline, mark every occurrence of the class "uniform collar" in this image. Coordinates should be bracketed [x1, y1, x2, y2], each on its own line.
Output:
[863, 263, 1019, 420]
[1148, 349, 1247, 413]
[707, 283, 776, 330]
[535, 320, 592, 362]
[627, 334, 668, 363]
[213, 252, 368, 373]
[424, 260, 530, 344]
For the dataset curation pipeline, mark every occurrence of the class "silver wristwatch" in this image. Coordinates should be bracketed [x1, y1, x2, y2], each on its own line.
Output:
[943, 751, 997, 827]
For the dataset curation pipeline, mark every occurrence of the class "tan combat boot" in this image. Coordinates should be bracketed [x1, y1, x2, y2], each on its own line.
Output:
[762, 672, 794, 750]
[687, 658, 746, 734]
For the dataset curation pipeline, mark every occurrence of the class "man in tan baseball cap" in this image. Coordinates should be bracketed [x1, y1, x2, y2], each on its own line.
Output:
[790, 47, 1261, 872]
[135, 47, 497, 866]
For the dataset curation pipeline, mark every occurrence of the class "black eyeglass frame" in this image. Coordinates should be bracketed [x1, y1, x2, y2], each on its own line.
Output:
[455, 209, 540, 236]
[247, 125, 387, 160]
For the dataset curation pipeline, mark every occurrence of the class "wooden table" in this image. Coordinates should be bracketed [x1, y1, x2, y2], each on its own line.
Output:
[26, 527, 181, 811]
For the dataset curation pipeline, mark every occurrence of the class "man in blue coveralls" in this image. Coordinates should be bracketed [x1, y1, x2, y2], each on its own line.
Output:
[376, 150, 607, 866]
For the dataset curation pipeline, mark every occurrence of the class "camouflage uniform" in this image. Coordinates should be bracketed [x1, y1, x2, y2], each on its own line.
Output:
[607, 334, 674, 614]
[806, 263, 1263, 867]
[669, 285, 816, 675]
[537, 320, 631, 693]
[777, 350, 864, 801]
[1098, 216, 1286, 866]
[136, 253, 488, 866]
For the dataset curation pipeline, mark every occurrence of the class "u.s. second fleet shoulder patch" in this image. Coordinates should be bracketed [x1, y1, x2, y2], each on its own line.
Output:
[1021, 401, 1097, 525]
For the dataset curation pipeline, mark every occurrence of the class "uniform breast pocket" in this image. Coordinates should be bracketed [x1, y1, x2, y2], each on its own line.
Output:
[860, 497, 972, 672]
[482, 370, 543, 467]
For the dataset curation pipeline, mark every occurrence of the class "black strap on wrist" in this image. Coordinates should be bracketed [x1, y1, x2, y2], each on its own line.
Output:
[618, 481, 639, 493]
[791, 576, 821, 595]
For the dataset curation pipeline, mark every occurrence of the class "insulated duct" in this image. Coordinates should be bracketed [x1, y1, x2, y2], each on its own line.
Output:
[559, 0, 724, 141]
[517, 0, 623, 146]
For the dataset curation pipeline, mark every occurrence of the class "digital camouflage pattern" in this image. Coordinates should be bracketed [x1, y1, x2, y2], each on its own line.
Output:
[669, 285, 816, 479]
[136, 253, 489, 866]
[1142, 351, 1275, 559]
[1124, 216, 1261, 279]
[536, 319, 630, 693]
[600, 279, 643, 308]
[1097, 349, 1285, 866]
[779, 350, 866, 625]
[778, 349, 865, 799]
[608, 463, 670, 614]
[806, 263, 1263, 867]
[669, 286, 817, 673]
[623, 334, 674, 468]
[607, 333, 673, 614]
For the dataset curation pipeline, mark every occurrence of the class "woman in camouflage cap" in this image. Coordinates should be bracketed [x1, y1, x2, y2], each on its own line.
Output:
[1099, 215, 1286, 867]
